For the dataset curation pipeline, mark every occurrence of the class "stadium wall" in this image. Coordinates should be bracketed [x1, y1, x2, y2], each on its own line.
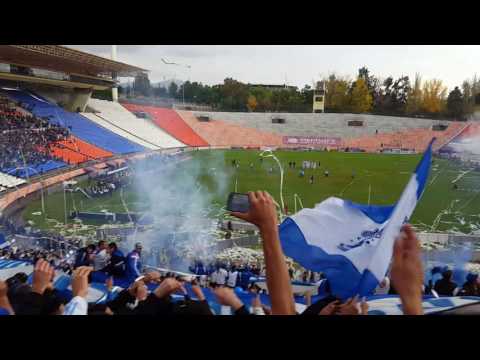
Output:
[187, 111, 452, 138]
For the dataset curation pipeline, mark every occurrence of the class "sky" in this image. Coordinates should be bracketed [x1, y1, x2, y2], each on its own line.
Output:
[68, 45, 480, 91]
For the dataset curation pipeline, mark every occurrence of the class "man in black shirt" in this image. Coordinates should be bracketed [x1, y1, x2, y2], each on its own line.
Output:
[434, 270, 458, 296]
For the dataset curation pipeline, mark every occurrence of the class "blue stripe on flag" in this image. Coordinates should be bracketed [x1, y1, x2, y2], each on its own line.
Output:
[280, 218, 377, 299]
[344, 202, 395, 224]
[414, 138, 434, 199]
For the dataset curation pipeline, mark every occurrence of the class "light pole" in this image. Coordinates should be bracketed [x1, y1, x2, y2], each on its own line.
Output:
[111, 45, 118, 102]
[161, 58, 191, 108]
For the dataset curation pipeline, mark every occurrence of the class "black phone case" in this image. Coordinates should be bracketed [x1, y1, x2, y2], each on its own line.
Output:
[226, 192, 250, 213]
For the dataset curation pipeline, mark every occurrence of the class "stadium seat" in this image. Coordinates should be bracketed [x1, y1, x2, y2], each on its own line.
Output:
[185, 111, 459, 141]
[2, 160, 66, 179]
[2, 89, 146, 154]
[49, 135, 114, 165]
[0, 171, 27, 188]
[84, 99, 185, 149]
[122, 103, 209, 147]
[177, 110, 284, 147]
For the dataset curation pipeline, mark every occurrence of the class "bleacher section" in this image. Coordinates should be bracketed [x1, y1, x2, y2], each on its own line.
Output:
[84, 98, 184, 149]
[49, 135, 113, 165]
[439, 122, 480, 161]
[3, 160, 66, 179]
[190, 111, 450, 139]
[0, 172, 26, 192]
[2, 89, 145, 154]
[122, 103, 209, 147]
[343, 122, 467, 153]
[177, 110, 283, 147]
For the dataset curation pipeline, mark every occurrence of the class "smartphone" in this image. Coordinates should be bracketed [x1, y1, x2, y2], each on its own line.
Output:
[226, 192, 250, 213]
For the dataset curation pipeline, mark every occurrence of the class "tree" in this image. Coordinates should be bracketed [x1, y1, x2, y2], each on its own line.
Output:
[324, 74, 351, 112]
[153, 85, 168, 98]
[133, 73, 152, 97]
[446, 86, 465, 120]
[358, 66, 381, 107]
[421, 79, 447, 114]
[168, 82, 178, 98]
[350, 77, 373, 113]
[406, 73, 422, 115]
[246, 94, 258, 112]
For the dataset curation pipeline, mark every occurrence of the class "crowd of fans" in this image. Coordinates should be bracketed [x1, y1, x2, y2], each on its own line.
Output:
[1, 190, 446, 316]
[0, 97, 69, 174]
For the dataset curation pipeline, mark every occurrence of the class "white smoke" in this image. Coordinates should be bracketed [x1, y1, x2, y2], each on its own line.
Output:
[121, 151, 230, 272]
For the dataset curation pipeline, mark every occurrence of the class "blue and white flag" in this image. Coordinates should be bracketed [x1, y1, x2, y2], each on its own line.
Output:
[279, 140, 434, 299]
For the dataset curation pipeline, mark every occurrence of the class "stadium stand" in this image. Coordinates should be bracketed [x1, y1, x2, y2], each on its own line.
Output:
[83, 98, 184, 149]
[1, 88, 145, 154]
[49, 135, 113, 165]
[122, 103, 209, 147]
[342, 122, 467, 153]
[190, 111, 451, 139]
[177, 110, 283, 147]
[0, 172, 26, 191]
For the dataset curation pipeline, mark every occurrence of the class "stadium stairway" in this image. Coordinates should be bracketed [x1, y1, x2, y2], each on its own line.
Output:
[83, 98, 184, 149]
[177, 110, 284, 147]
[1, 88, 145, 154]
[122, 103, 209, 147]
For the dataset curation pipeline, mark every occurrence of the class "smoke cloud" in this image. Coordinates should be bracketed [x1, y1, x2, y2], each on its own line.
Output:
[120, 151, 229, 272]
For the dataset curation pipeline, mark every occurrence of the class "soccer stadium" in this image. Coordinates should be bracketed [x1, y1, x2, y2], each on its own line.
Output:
[1, 45, 480, 315]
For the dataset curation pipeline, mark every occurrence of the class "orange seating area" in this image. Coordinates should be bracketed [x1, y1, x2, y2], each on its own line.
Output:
[176, 110, 284, 147]
[49, 136, 113, 165]
[122, 103, 208, 147]
[343, 122, 467, 153]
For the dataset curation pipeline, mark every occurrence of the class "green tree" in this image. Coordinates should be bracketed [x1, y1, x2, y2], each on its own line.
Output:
[168, 82, 178, 98]
[153, 85, 168, 98]
[406, 73, 422, 115]
[133, 73, 152, 97]
[447, 86, 465, 120]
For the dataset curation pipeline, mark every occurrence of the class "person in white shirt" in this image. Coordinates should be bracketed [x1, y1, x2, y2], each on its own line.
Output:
[211, 264, 228, 286]
[227, 267, 239, 288]
[93, 240, 110, 271]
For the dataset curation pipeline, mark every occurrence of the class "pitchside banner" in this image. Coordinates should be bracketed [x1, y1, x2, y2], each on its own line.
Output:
[283, 136, 342, 147]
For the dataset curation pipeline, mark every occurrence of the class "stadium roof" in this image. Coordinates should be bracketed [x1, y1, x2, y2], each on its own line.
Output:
[0, 45, 148, 78]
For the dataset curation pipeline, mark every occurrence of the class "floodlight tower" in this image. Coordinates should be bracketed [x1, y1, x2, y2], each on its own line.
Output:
[111, 45, 119, 102]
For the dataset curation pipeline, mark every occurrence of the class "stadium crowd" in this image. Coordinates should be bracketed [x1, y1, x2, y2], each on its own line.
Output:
[0, 98, 69, 174]
[1, 190, 450, 316]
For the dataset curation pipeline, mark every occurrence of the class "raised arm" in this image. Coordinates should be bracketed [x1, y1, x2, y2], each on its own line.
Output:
[390, 224, 424, 315]
[232, 191, 295, 315]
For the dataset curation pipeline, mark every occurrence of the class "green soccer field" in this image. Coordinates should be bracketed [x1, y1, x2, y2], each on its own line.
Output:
[22, 149, 480, 235]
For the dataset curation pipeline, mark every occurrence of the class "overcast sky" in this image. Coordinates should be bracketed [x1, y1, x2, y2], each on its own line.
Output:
[68, 45, 480, 90]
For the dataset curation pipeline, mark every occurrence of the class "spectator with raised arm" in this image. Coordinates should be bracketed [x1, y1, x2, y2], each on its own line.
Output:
[63, 266, 93, 315]
[390, 224, 424, 315]
[0, 280, 14, 315]
[231, 191, 296, 315]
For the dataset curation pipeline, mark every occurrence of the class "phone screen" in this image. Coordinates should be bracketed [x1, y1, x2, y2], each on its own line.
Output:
[226, 192, 250, 213]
